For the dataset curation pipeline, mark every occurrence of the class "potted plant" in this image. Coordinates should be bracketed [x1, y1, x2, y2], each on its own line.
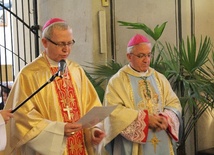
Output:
[160, 35, 214, 154]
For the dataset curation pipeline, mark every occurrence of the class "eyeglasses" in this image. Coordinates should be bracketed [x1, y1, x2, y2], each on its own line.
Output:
[45, 37, 75, 48]
[130, 53, 153, 59]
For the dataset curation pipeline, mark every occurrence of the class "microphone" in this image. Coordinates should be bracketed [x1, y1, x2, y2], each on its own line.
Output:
[58, 59, 66, 77]
[11, 60, 67, 113]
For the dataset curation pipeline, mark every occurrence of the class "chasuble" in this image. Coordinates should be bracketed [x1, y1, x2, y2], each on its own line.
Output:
[4, 53, 102, 155]
[98, 65, 182, 155]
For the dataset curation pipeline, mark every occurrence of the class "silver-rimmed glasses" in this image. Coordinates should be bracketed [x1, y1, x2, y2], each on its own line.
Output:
[130, 53, 153, 59]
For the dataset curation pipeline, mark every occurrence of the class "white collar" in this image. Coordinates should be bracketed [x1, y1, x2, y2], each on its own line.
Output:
[128, 64, 148, 76]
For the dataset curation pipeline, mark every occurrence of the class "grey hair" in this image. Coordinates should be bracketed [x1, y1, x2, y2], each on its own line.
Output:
[127, 46, 134, 53]
[127, 42, 152, 53]
[42, 22, 71, 39]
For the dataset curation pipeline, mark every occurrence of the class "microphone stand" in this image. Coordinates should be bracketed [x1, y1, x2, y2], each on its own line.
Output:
[11, 72, 61, 113]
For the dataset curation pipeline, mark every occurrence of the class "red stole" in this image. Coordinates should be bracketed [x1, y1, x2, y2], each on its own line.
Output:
[51, 67, 87, 155]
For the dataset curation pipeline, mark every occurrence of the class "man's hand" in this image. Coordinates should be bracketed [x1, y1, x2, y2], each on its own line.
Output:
[64, 123, 82, 137]
[0, 109, 13, 124]
[148, 114, 168, 131]
[91, 128, 106, 145]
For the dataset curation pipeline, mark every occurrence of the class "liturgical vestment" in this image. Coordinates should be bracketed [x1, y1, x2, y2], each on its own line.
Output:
[0, 114, 6, 151]
[4, 53, 102, 155]
[98, 65, 182, 155]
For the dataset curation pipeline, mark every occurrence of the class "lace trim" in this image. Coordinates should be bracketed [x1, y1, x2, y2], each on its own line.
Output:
[121, 110, 148, 143]
[161, 109, 179, 141]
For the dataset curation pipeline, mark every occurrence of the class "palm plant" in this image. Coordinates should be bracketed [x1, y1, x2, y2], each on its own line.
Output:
[84, 60, 123, 102]
[161, 36, 214, 154]
[85, 21, 214, 155]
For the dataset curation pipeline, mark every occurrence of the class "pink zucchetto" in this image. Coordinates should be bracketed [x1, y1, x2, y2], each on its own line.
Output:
[127, 34, 150, 47]
[42, 18, 65, 31]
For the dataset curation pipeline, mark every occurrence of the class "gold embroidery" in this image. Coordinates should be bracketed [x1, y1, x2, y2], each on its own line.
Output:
[55, 75, 76, 122]
[138, 77, 160, 114]
[69, 138, 84, 154]
[149, 133, 161, 153]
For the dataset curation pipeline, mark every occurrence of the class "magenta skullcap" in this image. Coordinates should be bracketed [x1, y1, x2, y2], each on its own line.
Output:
[42, 18, 65, 31]
[127, 34, 150, 47]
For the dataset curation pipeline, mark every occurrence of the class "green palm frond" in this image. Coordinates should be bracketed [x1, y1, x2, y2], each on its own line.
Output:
[84, 60, 123, 102]
[85, 60, 122, 79]
[179, 36, 211, 73]
[118, 21, 167, 41]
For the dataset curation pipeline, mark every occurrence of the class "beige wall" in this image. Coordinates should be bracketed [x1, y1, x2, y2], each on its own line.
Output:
[197, 109, 214, 150]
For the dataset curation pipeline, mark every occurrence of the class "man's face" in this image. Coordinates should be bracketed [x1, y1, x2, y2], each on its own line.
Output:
[127, 43, 152, 72]
[42, 28, 74, 62]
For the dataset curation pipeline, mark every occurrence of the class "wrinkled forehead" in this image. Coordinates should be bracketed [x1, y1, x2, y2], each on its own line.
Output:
[132, 43, 152, 53]
[42, 22, 71, 38]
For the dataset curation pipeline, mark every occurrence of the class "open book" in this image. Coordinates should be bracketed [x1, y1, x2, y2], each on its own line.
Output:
[76, 105, 117, 128]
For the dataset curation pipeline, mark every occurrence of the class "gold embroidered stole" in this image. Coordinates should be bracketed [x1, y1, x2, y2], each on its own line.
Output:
[138, 77, 161, 153]
[138, 77, 159, 115]
[51, 67, 87, 155]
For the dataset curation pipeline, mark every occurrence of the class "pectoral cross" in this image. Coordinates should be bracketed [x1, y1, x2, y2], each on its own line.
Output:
[63, 105, 72, 120]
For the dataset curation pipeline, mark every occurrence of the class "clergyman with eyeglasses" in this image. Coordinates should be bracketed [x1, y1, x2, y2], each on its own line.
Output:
[98, 34, 182, 155]
[4, 18, 105, 155]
